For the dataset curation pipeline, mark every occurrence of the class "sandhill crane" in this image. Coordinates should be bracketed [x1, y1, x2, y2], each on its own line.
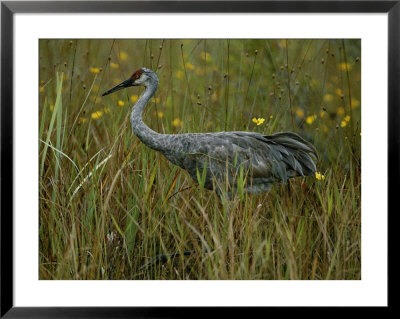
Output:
[102, 68, 318, 199]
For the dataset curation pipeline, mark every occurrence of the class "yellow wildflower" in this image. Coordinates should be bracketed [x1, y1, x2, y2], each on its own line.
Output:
[340, 62, 351, 71]
[153, 97, 160, 103]
[340, 115, 350, 127]
[323, 94, 333, 102]
[296, 108, 304, 118]
[252, 117, 265, 126]
[118, 100, 125, 107]
[103, 107, 110, 114]
[335, 88, 343, 96]
[319, 110, 326, 118]
[200, 51, 211, 62]
[173, 118, 183, 127]
[269, 115, 273, 119]
[49, 104, 54, 112]
[315, 172, 325, 181]
[185, 62, 195, 70]
[157, 111, 164, 118]
[91, 111, 104, 120]
[176, 70, 184, 79]
[120, 51, 128, 61]
[90, 67, 100, 74]
[351, 98, 360, 108]
[130, 95, 138, 103]
[306, 115, 317, 125]
[39, 86, 44, 93]
[337, 107, 345, 116]
[79, 117, 88, 124]
[110, 62, 119, 69]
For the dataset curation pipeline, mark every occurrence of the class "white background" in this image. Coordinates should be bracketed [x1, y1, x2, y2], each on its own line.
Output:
[14, 13, 387, 306]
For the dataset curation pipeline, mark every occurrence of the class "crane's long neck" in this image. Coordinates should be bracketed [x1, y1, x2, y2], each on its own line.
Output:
[130, 80, 165, 151]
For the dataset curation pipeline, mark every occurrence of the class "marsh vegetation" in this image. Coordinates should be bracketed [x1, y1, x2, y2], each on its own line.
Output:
[39, 39, 361, 280]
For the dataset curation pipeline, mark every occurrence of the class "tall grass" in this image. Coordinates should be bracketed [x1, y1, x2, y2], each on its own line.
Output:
[39, 39, 361, 280]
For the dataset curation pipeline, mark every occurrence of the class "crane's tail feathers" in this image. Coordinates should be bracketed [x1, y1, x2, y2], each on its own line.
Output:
[267, 132, 318, 160]
[266, 132, 318, 177]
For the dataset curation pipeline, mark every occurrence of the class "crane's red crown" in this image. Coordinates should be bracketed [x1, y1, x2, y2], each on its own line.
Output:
[130, 69, 143, 81]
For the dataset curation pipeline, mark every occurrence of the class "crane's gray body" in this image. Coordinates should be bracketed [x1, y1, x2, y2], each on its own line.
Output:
[105, 68, 318, 197]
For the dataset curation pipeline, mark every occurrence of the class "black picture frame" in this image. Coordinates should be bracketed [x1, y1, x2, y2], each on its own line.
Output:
[1, 1, 396, 317]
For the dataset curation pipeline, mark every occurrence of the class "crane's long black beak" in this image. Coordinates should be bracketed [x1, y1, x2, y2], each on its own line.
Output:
[102, 79, 134, 96]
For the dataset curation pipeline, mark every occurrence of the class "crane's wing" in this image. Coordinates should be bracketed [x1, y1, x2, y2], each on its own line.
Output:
[170, 131, 317, 192]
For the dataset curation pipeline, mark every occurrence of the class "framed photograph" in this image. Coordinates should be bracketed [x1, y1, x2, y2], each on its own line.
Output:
[1, 0, 395, 316]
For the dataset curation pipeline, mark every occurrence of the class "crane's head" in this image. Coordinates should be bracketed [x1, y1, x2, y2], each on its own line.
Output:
[102, 68, 157, 96]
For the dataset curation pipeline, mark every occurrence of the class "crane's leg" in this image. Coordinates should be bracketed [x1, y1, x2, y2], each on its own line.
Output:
[138, 248, 214, 271]
[138, 250, 194, 271]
